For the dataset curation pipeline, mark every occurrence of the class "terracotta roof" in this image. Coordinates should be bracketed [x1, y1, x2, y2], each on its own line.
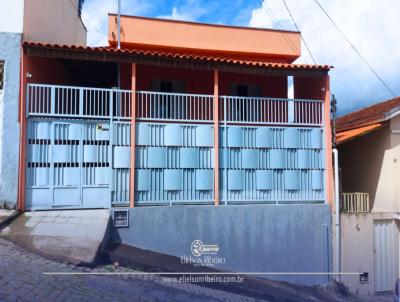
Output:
[336, 123, 384, 144]
[336, 97, 400, 132]
[23, 41, 332, 71]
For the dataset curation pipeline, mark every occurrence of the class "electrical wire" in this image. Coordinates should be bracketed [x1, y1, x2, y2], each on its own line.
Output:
[312, 0, 397, 98]
[281, 0, 317, 64]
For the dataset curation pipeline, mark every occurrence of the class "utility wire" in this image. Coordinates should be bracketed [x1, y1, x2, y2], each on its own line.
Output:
[257, 0, 300, 56]
[281, 0, 317, 64]
[313, 0, 397, 98]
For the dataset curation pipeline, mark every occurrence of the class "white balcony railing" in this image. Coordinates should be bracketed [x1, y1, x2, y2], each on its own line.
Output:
[341, 192, 370, 213]
[27, 84, 324, 127]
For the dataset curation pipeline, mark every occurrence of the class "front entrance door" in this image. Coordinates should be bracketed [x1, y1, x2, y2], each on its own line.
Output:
[374, 219, 396, 293]
[26, 120, 110, 209]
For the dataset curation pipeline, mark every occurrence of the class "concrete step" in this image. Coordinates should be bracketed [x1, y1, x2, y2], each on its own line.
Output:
[0, 209, 110, 265]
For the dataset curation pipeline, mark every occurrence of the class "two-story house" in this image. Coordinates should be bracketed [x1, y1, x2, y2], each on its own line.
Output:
[18, 15, 333, 285]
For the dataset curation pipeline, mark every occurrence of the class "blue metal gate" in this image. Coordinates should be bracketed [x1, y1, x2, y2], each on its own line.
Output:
[25, 84, 326, 209]
[26, 119, 111, 209]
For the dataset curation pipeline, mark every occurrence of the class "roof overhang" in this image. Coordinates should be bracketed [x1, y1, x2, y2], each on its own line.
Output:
[22, 41, 331, 77]
[336, 123, 385, 145]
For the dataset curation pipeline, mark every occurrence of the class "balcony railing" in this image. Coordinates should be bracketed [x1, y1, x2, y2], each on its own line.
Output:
[341, 192, 370, 213]
[27, 84, 323, 126]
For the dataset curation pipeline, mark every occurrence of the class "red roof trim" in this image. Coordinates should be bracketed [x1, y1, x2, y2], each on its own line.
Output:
[22, 41, 332, 71]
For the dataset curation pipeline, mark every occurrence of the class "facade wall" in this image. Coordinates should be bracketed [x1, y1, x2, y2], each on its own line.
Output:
[125, 65, 290, 97]
[25, 57, 75, 86]
[340, 213, 375, 295]
[23, 0, 86, 45]
[108, 15, 300, 63]
[390, 115, 400, 213]
[0, 33, 22, 206]
[112, 204, 331, 285]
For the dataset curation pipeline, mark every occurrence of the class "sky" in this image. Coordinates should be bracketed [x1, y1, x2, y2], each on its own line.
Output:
[81, 0, 400, 115]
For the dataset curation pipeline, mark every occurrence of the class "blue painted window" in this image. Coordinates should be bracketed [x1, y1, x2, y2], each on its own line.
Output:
[270, 150, 285, 169]
[164, 169, 183, 190]
[180, 148, 199, 168]
[284, 171, 300, 190]
[284, 128, 299, 148]
[242, 150, 258, 169]
[195, 170, 213, 190]
[228, 170, 244, 190]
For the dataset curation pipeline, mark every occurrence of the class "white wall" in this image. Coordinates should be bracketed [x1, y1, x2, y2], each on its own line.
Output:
[340, 213, 375, 295]
[0, 0, 24, 33]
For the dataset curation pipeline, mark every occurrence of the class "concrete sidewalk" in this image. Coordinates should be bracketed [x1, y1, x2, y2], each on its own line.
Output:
[0, 209, 110, 265]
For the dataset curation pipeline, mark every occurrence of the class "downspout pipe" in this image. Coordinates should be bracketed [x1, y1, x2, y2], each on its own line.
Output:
[332, 148, 340, 281]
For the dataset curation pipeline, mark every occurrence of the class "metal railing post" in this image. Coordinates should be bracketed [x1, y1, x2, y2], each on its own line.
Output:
[224, 96, 228, 205]
[50, 85, 55, 115]
[109, 90, 114, 207]
[79, 87, 84, 116]
[288, 99, 295, 123]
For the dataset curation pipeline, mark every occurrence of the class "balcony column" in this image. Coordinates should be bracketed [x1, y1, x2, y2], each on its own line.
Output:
[324, 74, 333, 208]
[213, 69, 219, 206]
[130, 63, 137, 208]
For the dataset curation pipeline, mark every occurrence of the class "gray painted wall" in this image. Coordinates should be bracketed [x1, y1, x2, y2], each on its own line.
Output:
[112, 204, 331, 285]
[0, 32, 21, 207]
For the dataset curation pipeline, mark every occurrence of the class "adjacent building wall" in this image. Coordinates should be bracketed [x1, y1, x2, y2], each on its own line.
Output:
[338, 125, 394, 212]
[112, 204, 331, 285]
[390, 115, 400, 213]
[0, 33, 21, 207]
[23, 0, 87, 45]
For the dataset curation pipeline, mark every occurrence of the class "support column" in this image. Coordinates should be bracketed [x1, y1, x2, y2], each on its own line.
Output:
[130, 63, 137, 208]
[323, 74, 333, 208]
[213, 70, 219, 206]
[17, 50, 27, 211]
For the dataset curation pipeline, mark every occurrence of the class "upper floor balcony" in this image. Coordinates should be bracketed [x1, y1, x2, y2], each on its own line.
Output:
[27, 83, 324, 127]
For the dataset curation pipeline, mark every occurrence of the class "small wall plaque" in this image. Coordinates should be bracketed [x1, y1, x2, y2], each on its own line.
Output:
[113, 209, 129, 227]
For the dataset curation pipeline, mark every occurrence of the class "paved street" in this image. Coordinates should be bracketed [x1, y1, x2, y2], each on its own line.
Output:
[0, 237, 393, 302]
[0, 238, 258, 302]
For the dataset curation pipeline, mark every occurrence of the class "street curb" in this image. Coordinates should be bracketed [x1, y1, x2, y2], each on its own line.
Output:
[0, 210, 20, 231]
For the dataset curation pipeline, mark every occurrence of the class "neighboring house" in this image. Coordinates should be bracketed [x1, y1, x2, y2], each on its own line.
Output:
[337, 97, 400, 295]
[0, 0, 86, 207]
[18, 15, 333, 285]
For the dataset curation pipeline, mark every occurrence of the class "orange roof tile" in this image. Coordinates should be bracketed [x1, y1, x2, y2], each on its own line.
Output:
[336, 123, 384, 144]
[23, 41, 332, 71]
[336, 97, 400, 132]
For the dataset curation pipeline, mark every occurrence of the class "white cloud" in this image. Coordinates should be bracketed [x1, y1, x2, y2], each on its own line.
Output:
[81, 0, 149, 46]
[249, 0, 400, 114]
[158, 7, 196, 21]
[157, 1, 206, 22]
